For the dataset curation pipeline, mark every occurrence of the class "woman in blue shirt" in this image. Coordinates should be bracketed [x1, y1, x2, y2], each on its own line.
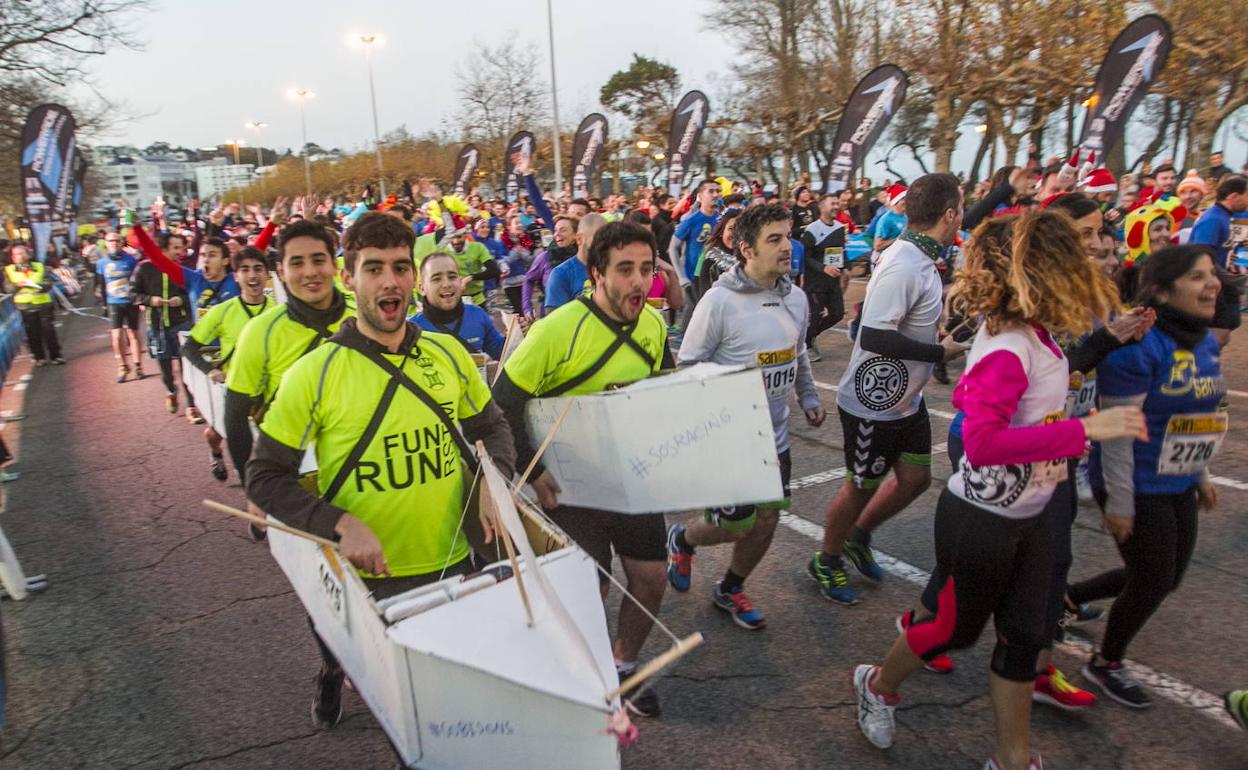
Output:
[1069, 244, 1225, 709]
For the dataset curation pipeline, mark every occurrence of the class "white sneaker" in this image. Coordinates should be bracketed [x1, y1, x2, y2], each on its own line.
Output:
[1075, 462, 1094, 503]
[985, 755, 1043, 770]
[853, 664, 897, 749]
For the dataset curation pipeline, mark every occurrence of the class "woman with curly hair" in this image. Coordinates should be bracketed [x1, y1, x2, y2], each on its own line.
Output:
[853, 208, 1149, 770]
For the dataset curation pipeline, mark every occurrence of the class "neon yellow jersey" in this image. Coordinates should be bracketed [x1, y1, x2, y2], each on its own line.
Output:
[503, 297, 668, 396]
[258, 330, 492, 577]
[226, 296, 356, 403]
[189, 296, 275, 371]
[413, 232, 439, 265]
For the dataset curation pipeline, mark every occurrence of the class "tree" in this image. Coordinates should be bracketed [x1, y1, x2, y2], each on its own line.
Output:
[453, 35, 548, 186]
[600, 54, 681, 143]
[706, 0, 834, 195]
[0, 0, 147, 87]
[1152, 0, 1248, 171]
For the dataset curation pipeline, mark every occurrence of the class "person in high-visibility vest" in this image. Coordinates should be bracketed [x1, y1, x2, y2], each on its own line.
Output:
[3, 244, 63, 366]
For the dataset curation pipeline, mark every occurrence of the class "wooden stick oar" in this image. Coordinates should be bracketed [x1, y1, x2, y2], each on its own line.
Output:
[476, 441, 535, 626]
[202, 500, 339, 550]
[514, 397, 575, 491]
[491, 314, 520, 387]
[605, 632, 705, 701]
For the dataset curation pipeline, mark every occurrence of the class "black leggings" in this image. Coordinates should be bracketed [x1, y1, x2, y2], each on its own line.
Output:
[504, 286, 525, 316]
[930, 434, 1074, 648]
[804, 285, 844, 346]
[156, 357, 195, 404]
[20, 305, 61, 361]
[1066, 489, 1198, 662]
[907, 488, 1053, 682]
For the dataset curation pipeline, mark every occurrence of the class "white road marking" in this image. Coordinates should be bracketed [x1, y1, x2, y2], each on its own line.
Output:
[803, 393, 1248, 493]
[1227, 389, 1248, 399]
[813, 380, 958, 420]
[1208, 475, 1248, 491]
[776, 512, 1238, 730]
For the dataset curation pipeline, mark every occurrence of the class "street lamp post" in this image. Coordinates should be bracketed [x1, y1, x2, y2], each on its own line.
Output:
[226, 138, 247, 206]
[245, 121, 268, 198]
[288, 88, 315, 196]
[545, 0, 563, 194]
[355, 34, 387, 199]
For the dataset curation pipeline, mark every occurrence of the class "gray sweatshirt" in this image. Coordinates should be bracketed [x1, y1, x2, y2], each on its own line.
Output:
[677, 264, 820, 452]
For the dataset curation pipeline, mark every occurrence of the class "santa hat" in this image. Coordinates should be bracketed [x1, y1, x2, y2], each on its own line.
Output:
[1177, 170, 1208, 196]
[885, 184, 907, 207]
[1080, 168, 1117, 194]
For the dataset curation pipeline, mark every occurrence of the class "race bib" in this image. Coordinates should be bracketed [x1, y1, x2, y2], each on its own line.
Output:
[471, 352, 489, 382]
[1065, 371, 1097, 418]
[822, 246, 844, 268]
[1029, 411, 1070, 487]
[1157, 412, 1227, 476]
[757, 346, 798, 400]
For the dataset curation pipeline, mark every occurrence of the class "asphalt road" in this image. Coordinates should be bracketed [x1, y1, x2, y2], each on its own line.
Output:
[1, 294, 1246, 769]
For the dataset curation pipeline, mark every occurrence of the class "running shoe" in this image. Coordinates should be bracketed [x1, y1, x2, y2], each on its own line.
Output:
[895, 611, 954, 673]
[0, 470, 19, 483]
[165, 394, 177, 414]
[210, 453, 228, 481]
[116, 364, 128, 383]
[843, 538, 884, 583]
[51, 357, 65, 365]
[311, 663, 345, 728]
[984, 755, 1043, 770]
[807, 552, 862, 606]
[1075, 462, 1094, 503]
[807, 342, 822, 363]
[248, 523, 268, 542]
[186, 406, 205, 425]
[1033, 665, 1096, 711]
[1061, 598, 1104, 627]
[622, 685, 661, 718]
[931, 360, 950, 385]
[853, 664, 897, 749]
[133, 364, 145, 380]
[1224, 689, 1248, 731]
[34, 360, 46, 367]
[711, 581, 765, 630]
[665, 524, 693, 592]
[1082, 658, 1152, 709]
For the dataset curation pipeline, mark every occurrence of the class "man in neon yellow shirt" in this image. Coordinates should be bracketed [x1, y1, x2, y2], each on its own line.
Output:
[183, 246, 275, 483]
[247, 212, 516, 730]
[493, 220, 673, 718]
[224, 220, 355, 491]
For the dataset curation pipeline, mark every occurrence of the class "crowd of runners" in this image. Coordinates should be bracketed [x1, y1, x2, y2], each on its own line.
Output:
[23, 148, 1248, 768]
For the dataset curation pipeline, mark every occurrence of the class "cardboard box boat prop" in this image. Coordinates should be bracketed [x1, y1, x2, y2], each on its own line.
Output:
[265, 451, 628, 769]
[182, 353, 317, 474]
[523, 363, 783, 513]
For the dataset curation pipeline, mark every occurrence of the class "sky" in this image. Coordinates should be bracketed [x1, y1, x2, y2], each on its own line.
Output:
[75, 0, 1246, 182]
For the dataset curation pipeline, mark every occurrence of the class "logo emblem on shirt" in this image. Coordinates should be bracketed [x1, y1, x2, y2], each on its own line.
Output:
[854, 356, 908, 411]
[959, 458, 1030, 507]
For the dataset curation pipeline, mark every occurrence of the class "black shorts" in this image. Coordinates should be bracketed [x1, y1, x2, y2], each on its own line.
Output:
[839, 402, 932, 489]
[705, 448, 792, 531]
[546, 505, 667, 575]
[108, 304, 140, 330]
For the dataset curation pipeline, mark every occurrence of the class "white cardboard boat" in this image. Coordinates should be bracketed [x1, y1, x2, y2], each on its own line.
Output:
[265, 450, 626, 770]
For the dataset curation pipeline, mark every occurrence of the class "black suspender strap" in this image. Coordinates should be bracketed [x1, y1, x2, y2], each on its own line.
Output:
[319, 372, 402, 504]
[319, 337, 479, 506]
[542, 297, 657, 397]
